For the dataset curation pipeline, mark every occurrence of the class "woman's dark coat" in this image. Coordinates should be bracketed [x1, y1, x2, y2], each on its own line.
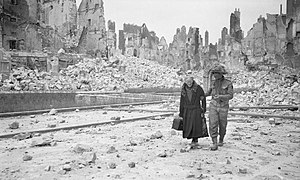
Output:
[179, 81, 208, 139]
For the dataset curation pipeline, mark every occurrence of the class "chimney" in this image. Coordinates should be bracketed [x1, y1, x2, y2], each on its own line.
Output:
[280, 4, 282, 15]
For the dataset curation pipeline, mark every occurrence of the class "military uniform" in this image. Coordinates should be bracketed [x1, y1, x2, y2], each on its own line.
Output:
[206, 65, 233, 150]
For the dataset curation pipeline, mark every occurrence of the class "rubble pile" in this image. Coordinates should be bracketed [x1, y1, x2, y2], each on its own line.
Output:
[0, 55, 183, 92]
[231, 67, 300, 106]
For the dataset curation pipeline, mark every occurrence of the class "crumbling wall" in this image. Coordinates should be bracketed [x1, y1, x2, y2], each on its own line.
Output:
[40, 0, 77, 37]
[77, 0, 106, 56]
[230, 9, 243, 43]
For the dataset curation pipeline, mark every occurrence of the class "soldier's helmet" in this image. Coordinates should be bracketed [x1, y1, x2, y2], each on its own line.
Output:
[211, 64, 227, 74]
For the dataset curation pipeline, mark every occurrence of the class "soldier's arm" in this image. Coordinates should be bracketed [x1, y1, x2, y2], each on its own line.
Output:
[220, 83, 233, 100]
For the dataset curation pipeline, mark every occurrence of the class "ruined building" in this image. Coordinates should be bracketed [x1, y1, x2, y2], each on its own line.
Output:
[242, 0, 300, 68]
[118, 23, 160, 60]
[205, 30, 209, 47]
[168, 26, 207, 70]
[77, 0, 106, 56]
[107, 20, 117, 56]
[0, 0, 78, 52]
[230, 8, 243, 43]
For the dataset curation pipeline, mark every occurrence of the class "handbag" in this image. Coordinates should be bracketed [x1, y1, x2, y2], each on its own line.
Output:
[172, 116, 183, 131]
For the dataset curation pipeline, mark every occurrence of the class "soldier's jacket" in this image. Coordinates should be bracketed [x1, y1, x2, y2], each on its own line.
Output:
[206, 77, 233, 107]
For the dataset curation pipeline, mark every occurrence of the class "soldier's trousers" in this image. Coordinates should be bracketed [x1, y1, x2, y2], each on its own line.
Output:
[208, 103, 229, 139]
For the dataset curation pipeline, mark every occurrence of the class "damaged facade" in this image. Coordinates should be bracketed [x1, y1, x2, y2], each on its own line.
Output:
[242, 0, 300, 68]
[0, 0, 79, 53]
[77, 0, 107, 56]
[118, 23, 160, 61]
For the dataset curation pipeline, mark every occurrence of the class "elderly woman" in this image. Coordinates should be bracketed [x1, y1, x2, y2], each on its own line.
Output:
[179, 76, 208, 145]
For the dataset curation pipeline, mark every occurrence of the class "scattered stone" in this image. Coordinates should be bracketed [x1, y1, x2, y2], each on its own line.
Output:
[23, 155, 33, 161]
[154, 116, 163, 120]
[239, 168, 247, 174]
[47, 123, 57, 128]
[59, 120, 66, 123]
[75, 109, 79, 112]
[226, 159, 231, 164]
[110, 136, 117, 139]
[268, 139, 277, 143]
[9, 122, 19, 129]
[170, 130, 177, 135]
[158, 151, 167, 157]
[31, 137, 53, 147]
[73, 144, 93, 153]
[150, 131, 163, 139]
[186, 174, 195, 178]
[83, 152, 97, 164]
[50, 142, 57, 146]
[107, 146, 118, 154]
[103, 111, 107, 114]
[78, 164, 85, 169]
[268, 118, 275, 124]
[108, 162, 117, 169]
[44, 165, 51, 171]
[125, 148, 134, 152]
[128, 162, 135, 168]
[30, 115, 36, 118]
[58, 170, 67, 175]
[111, 117, 121, 121]
[129, 140, 138, 146]
[62, 164, 71, 171]
[13, 133, 32, 140]
[273, 152, 281, 156]
[245, 135, 252, 139]
[290, 139, 300, 143]
[232, 137, 242, 140]
[260, 131, 268, 135]
[48, 109, 58, 115]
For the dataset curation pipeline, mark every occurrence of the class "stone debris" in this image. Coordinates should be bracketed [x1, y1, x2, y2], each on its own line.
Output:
[0, 56, 182, 92]
[107, 146, 118, 154]
[82, 152, 97, 164]
[108, 162, 117, 169]
[13, 133, 32, 141]
[22, 155, 33, 161]
[231, 68, 300, 107]
[111, 117, 121, 121]
[150, 131, 163, 139]
[48, 109, 58, 115]
[128, 162, 136, 168]
[58, 170, 67, 175]
[158, 151, 167, 157]
[73, 144, 93, 154]
[44, 165, 51, 172]
[62, 164, 71, 171]
[30, 115, 36, 118]
[9, 122, 19, 129]
[170, 130, 177, 135]
[31, 137, 53, 147]
[47, 123, 57, 128]
[239, 168, 248, 174]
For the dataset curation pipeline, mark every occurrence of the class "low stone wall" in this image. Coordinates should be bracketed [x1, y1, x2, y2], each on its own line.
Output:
[0, 92, 169, 113]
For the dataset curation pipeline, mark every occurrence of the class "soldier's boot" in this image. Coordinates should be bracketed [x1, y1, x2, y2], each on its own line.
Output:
[218, 136, 224, 146]
[210, 137, 218, 151]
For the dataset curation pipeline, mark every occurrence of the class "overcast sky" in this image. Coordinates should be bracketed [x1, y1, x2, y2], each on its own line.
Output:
[76, 0, 285, 44]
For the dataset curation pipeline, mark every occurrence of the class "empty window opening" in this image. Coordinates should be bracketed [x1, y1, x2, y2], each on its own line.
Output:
[11, 0, 17, 5]
[9, 40, 17, 50]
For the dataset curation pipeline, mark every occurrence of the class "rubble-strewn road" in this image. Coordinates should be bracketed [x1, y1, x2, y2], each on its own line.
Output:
[0, 104, 299, 180]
